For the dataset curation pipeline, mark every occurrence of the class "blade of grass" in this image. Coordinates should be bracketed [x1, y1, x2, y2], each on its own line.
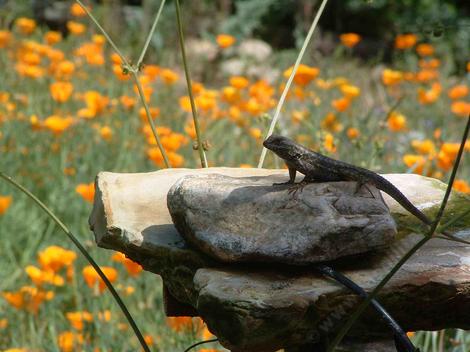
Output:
[136, 0, 166, 68]
[0, 172, 151, 352]
[257, 0, 329, 168]
[327, 115, 470, 351]
[132, 73, 171, 168]
[175, 0, 208, 167]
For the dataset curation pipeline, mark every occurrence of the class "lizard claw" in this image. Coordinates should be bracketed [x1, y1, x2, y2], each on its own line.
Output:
[287, 181, 308, 196]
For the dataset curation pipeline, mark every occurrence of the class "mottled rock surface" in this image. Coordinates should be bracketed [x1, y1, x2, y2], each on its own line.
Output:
[89, 168, 470, 352]
[168, 174, 397, 264]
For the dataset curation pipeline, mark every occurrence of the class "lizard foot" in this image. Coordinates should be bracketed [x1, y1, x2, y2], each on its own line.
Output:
[287, 180, 309, 196]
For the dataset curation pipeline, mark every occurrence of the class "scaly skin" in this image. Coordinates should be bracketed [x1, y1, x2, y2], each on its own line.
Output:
[263, 134, 469, 245]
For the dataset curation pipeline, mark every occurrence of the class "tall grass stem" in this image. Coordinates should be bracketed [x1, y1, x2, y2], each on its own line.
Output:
[174, 0, 208, 168]
[257, 0, 329, 168]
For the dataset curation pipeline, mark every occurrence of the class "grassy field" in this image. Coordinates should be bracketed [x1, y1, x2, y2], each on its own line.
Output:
[1, 2, 470, 351]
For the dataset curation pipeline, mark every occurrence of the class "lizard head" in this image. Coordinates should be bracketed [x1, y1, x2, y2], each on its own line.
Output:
[263, 134, 305, 161]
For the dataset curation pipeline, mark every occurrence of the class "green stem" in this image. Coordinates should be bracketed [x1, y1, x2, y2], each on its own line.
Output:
[328, 115, 470, 351]
[257, 0, 329, 168]
[0, 172, 150, 352]
[132, 72, 171, 168]
[75, 0, 130, 67]
[174, 0, 208, 168]
[136, 0, 166, 68]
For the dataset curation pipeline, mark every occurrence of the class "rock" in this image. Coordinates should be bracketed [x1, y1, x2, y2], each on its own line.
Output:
[88, 168, 470, 352]
[168, 174, 397, 264]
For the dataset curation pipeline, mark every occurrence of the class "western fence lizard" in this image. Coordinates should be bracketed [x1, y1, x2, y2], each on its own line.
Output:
[263, 134, 469, 245]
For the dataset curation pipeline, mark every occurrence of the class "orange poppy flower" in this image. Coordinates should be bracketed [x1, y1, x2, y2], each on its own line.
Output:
[82, 266, 117, 293]
[283, 64, 319, 86]
[216, 34, 236, 48]
[43, 115, 73, 134]
[450, 101, 470, 117]
[15, 18, 36, 35]
[453, 180, 470, 193]
[382, 69, 403, 86]
[416, 43, 434, 56]
[448, 85, 468, 100]
[340, 33, 361, 48]
[67, 21, 86, 35]
[75, 183, 95, 203]
[0, 195, 12, 215]
[0, 30, 11, 48]
[387, 111, 407, 132]
[38, 246, 77, 272]
[394, 34, 417, 49]
[50, 82, 73, 103]
[112, 252, 143, 276]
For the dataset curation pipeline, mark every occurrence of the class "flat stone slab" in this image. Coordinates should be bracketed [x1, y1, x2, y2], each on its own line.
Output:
[168, 174, 397, 264]
[88, 168, 470, 352]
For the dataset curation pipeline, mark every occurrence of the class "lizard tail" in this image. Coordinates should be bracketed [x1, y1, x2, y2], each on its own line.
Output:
[371, 175, 432, 226]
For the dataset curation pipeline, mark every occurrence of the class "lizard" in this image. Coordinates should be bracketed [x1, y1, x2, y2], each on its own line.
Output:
[263, 134, 470, 245]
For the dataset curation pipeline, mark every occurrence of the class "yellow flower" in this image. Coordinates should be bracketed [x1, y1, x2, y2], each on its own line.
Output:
[340, 84, 360, 99]
[411, 139, 435, 156]
[112, 65, 130, 81]
[0, 30, 12, 48]
[143, 65, 160, 80]
[112, 252, 143, 276]
[99, 126, 113, 141]
[0, 195, 12, 215]
[15, 18, 36, 35]
[161, 69, 179, 84]
[418, 82, 441, 105]
[75, 183, 95, 203]
[57, 331, 84, 352]
[230, 76, 249, 89]
[415, 69, 439, 83]
[382, 69, 403, 86]
[403, 154, 426, 174]
[70, 3, 88, 17]
[50, 81, 73, 103]
[82, 266, 118, 293]
[416, 43, 434, 56]
[453, 180, 470, 194]
[448, 85, 469, 100]
[78, 91, 109, 118]
[44, 31, 62, 45]
[166, 317, 197, 332]
[339, 33, 361, 48]
[249, 127, 262, 140]
[2, 286, 54, 313]
[67, 21, 86, 35]
[66, 311, 93, 330]
[54, 60, 75, 79]
[346, 127, 360, 139]
[120, 95, 136, 110]
[25, 265, 64, 286]
[321, 112, 343, 132]
[283, 64, 319, 86]
[394, 34, 417, 49]
[451, 101, 470, 117]
[387, 111, 407, 132]
[38, 246, 77, 272]
[43, 115, 73, 135]
[147, 148, 184, 168]
[323, 133, 337, 153]
[216, 34, 236, 48]
[221, 86, 240, 104]
[418, 58, 440, 69]
[331, 97, 351, 112]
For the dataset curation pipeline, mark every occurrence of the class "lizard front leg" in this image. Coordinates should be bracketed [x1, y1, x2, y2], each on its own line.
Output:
[273, 166, 297, 186]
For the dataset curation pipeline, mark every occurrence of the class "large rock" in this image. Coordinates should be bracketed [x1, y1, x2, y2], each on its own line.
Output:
[167, 174, 397, 264]
[88, 168, 470, 352]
